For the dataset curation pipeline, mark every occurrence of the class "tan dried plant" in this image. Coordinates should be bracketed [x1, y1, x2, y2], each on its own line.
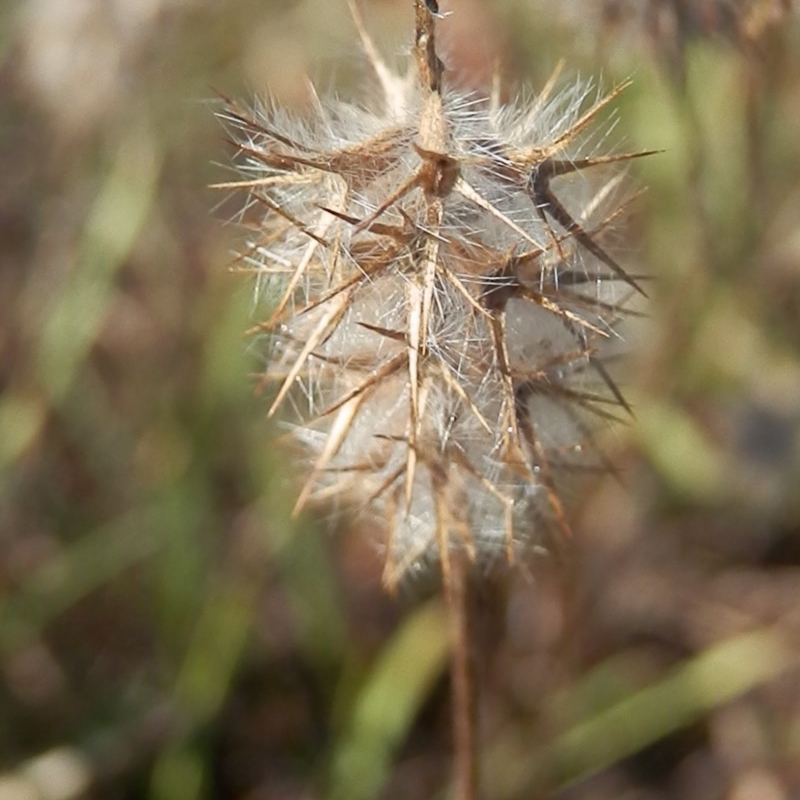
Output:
[217, 2, 651, 795]
[216, 0, 650, 591]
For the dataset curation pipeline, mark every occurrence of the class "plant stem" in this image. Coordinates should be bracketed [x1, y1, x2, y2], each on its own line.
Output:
[445, 549, 478, 800]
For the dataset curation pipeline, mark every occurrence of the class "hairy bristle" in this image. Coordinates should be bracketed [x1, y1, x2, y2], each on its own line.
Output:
[217, 1, 647, 588]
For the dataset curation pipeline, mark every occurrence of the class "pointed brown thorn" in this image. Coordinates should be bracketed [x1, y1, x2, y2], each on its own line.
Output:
[215, 96, 314, 154]
[292, 394, 365, 516]
[549, 150, 663, 181]
[356, 321, 407, 343]
[529, 60, 566, 118]
[517, 285, 609, 338]
[318, 205, 413, 242]
[358, 465, 406, 514]
[551, 79, 633, 152]
[487, 313, 538, 484]
[456, 177, 544, 252]
[232, 141, 332, 174]
[315, 352, 407, 419]
[589, 355, 635, 417]
[520, 378, 630, 425]
[288, 271, 369, 323]
[267, 290, 350, 417]
[528, 163, 647, 297]
[354, 170, 420, 233]
[251, 192, 330, 246]
[542, 286, 648, 321]
[405, 280, 425, 513]
[516, 403, 573, 540]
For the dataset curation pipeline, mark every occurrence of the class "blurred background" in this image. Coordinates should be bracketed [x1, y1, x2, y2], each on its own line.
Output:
[1, 0, 800, 798]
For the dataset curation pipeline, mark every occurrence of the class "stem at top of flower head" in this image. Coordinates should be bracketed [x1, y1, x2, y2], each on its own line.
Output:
[415, 0, 445, 93]
[414, 0, 449, 159]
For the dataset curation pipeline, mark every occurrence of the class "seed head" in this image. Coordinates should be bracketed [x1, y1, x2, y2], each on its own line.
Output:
[217, 1, 651, 589]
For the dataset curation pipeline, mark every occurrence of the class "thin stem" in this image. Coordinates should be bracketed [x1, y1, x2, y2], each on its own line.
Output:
[413, 5, 478, 795]
[414, 0, 444, 93]
[445, 548, 478, 800]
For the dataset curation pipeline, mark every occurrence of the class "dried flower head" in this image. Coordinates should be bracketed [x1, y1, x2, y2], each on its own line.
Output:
[217, 1, 650, 588]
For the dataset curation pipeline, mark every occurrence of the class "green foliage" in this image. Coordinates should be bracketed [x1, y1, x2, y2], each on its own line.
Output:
[1, 2, 800, 799]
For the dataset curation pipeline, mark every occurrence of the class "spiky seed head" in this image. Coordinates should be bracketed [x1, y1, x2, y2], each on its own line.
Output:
[217, 1, 649, 589]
